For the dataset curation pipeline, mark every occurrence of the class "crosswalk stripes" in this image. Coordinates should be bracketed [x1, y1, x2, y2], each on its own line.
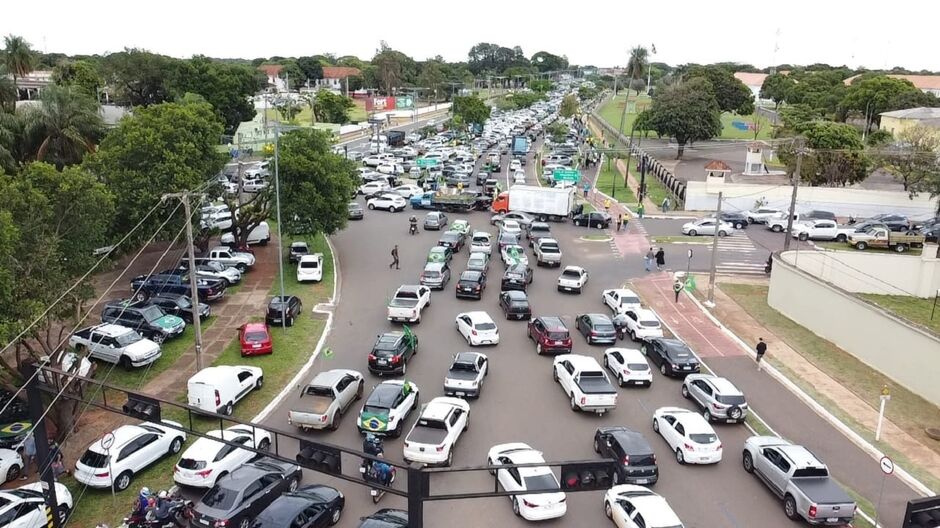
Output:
[714, 233, 766, 276]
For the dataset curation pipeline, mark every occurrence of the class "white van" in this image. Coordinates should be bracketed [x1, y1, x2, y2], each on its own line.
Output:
[296, 253, 324, 283]
[220, 221, 271, 246]
[187, 365, 263, 415]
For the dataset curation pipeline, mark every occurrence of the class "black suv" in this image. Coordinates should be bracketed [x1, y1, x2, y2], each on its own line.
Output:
[369, 331, 418, 376]
[642, 337, 701, 377]
[594, 427, 659, 485]
[266, 295, 303, 327]
[131, 273, 226, 302]
[147, 293, 210, 323]
[101, 300, 186, 343]
[191, 458, 302, 528]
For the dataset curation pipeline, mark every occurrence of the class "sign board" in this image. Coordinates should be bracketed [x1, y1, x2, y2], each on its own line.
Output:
[395, 96, 414, 109]
[101, 432, 115, 451]
[553, 169, 581, 183]
[880, 456, 894, 475]
[416, 158, 439, 168]
[365, 97, 396, 112]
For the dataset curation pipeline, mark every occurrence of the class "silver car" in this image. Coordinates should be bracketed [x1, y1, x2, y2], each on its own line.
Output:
[681, 374, 748, 423]
[420, 262, 451, 289]
[466, 252, 490, 274]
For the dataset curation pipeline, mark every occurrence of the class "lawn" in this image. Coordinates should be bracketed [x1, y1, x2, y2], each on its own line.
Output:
[859, 294, 940, 335]
[719, 283, 940, 491]
[594, 160, 638, 204]
[816, 240, 922, 256]
[719, 112, 773, 140]
[263, 100, 368, 125]
[65, 232, 334, 527]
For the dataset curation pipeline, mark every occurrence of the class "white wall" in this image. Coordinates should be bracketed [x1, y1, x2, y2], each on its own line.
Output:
[780, 246, 940, 298]
[685, 180, 939, 218]
[768, 254, 940, 406]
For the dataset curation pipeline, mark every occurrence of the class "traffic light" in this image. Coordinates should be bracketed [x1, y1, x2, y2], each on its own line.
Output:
[296, 440, 342, 475]
[560, 461, 615, 491]
[123, 393, 161, 422]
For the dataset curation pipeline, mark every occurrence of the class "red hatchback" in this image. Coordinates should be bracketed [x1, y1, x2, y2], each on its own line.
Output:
[527, 316, 573, 355]
[240, 323, 273, 356]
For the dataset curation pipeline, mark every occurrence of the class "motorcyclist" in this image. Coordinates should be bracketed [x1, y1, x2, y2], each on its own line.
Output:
[612, 313, 629, 340]
[150, 490, 173, 523]
[132, 487, 151, 518]
[371, 458, 394, 487]
[409, 215, 418, 234]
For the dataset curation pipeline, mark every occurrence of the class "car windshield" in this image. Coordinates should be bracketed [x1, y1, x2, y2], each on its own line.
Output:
[539, 244, 560, 252]
[641, 320, 660, 328]
[475, 322, 497, 331]
[690, 433, 718, 444]
[523, 473, 559, 491]
[621, 295, 640, 305]
[452, 362, 476, 372]
[716, 394, 746, 405]
[561, 270, 581, 278]
[627, 363, 650, 371]
[423, 270, 441, 278]
[177, 457, 207, 470]
[79, 449, 109, 468]
[245, 331, 267, 341]
[114, 331, 143, 347]
[201, 484, 239, 510]
[140, 305, 165, 322]
[176, 297, 192, 309]
[547, 331, 568, 340]
[300, 261, 319, 269]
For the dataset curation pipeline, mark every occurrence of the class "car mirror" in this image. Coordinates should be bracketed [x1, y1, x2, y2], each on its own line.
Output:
[109, 344, 115, 348]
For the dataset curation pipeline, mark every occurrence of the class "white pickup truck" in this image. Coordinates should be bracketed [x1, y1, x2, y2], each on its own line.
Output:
[402, 397, 470, 466]
[552, 354, 617, 415]
[791, 220, 856, 242]
[387, 285, 431, 323]
[206, 246, 255, 271]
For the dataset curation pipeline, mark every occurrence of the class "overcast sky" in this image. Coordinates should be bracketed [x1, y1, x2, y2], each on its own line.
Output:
[4, 0, 939, 71]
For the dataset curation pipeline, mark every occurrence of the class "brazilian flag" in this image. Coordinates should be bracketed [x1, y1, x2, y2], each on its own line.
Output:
[507, 246, 522, 266]
[360, 411, 389, 432]
[402, 325, 417, 350]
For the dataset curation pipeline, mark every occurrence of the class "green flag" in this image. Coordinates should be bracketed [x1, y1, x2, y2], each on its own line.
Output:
[402, 325, 417, 349]
[685, 275, 697, 292]
[322, 347, 334, 359]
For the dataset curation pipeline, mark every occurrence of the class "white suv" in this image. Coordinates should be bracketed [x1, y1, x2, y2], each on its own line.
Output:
[296, 253, 324, 283]
[74, 421, 186, 491]
[174, 425, 272, 488]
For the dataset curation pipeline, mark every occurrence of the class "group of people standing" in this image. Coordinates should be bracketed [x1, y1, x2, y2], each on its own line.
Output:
[645, 247, 666, 272]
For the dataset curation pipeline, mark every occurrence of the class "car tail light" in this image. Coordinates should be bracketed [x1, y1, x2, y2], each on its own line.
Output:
[684, 443, 695, 451]
[214, 390, 221, 407]
[436, 445, 445, 452]
[95, 471, 109, 477]
[590, 331, 597, 336]
[196, 469, 213, 478]
[320, 415, 328, 422]
[368, 354, 376, 361]
[580, 396, 586, 405]
[523, 499, 538, 508]
[622, 455, 630, 465]
[717, 443, 723, 450]
[808, 505, 817, 518]
[215, 520, 229, 528]
[471, 329, 478, 336]
[391, 355, 400, 364]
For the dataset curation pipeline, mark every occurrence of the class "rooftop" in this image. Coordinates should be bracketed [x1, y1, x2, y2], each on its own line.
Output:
[845, 74, 940, 90]
[733, 72, 769, 87]
[322, 66, 361, 79]
[879, 107, 940, 119]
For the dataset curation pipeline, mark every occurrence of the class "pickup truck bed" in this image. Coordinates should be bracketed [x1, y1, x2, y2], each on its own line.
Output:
[795, 477, 854, 504]
[446, 369, 477, 381]
[406, 426, 448, 446]
[578, 377, 617, 394]
[389, 299, 419, 308]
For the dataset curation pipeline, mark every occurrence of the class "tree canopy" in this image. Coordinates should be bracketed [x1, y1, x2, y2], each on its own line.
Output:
[647, 78, 722, 159]
[685, 65, 755, 115]
[452, 95, 491, 126]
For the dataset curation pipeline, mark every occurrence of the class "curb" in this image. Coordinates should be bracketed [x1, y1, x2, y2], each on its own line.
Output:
[682, 287, 934, 499]
[253, 236, 339, 422]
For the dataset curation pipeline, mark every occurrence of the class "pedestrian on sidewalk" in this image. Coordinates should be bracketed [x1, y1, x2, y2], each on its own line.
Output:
[604, 198, 611, 213]
[582, 182, 590, 198]
[616, 214, 623, 232]
[673, 279, 684, 303]
[637, 203, 645, 219]
[49, 438, 69, 477]
[20, 432, 35, 480]
[389, 245, 400, 270]
[644, 247, 654, 272]
[661, 197, 670, 212]
[755, 338, 767, 371]
[655, 247, 665, 271]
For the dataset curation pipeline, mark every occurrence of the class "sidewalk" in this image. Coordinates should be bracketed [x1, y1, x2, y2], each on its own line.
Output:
[585, 117, 660, 214]
[631, 273, 940, 489]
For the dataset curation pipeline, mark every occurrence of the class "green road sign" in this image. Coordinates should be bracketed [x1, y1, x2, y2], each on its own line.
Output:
[417, 158, 439, 168]
[553, 169, 581, 182]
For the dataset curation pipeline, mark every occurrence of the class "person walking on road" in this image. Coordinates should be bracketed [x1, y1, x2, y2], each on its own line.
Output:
[644, 247, 654, 272]
[655, 247, 666, 271]
[389, 245, 400, 270]
[616, 214, 623, 232]
[756, 338, 767, 371]
[20, 433, 35, 480]
[604, 198, 611, 213]
[661, 197, 670, 212]
[582, 182, 590, 198]
[637, 203, 645, 218]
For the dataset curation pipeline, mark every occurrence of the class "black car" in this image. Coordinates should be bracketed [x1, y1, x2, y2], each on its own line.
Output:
[358, 509, 408, 528]
[920, 224, 940, 242]
[131, 273, 226, 302]
[266, 295, 303, 326]
[191, 458, 302, 528]
[718, 212, 748, 229]
[572, 211, 611, 228]
[438, 231, 465, 252]
[476, 171, 490, 185]
[575, 313, 617, 345]
[348, 202, 364, 220]
[866, 213, 910, 231]
[501, 264, 533, 292]
[368, 331, 418, 376]
[455, 270, 486, 299]
[805, 209, 837, 221]
[642, 337, 701, 377]
[594, 427, 659, 486]
[101, 300, 186, 343]
[147, 293, 210, 323]
[526, 222, 552, 246]
[289, 242, 310, 264]
[253, 484, 346, 528]
[499, 290, 531, 320]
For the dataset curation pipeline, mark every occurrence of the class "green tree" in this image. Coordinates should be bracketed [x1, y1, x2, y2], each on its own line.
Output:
[278, 61, 304, 90]
[52, 59, 102, 97]
[530, 79, 554, 94]
[878, 124, 940, 191]
[545, 122, 569, 143]
[531, 51, 568, 73]
[0, 65, 15, 111]
[633, 109, 655, 138]
[273, 96, 302, 122]
[777, 103, 824, 136]
[786, 70, 848, 118]
[101, 49, 174, 106]
[780, 122, 870, 186]
[626, 46, 648, 95]
[372, 42, 417, 95]
[2, 34, 36, 84]
[278, 129, 358, 235]
[841, 75, 925, 132]
[86, 100, 225, 242]
[647, 78, 722, 159]
[759, 73, 795, 110]
[452, 95, 491, 126]
[0, 111, 18, 173]
[686, 65, 755, 115]
[170, 56, 259, 133]
[559, 94, 579, 118]
[296, 56, 324, 85]
[312, 90, 354, 123]
[20, 85, 104, 167]
[417, 60, 446, 97]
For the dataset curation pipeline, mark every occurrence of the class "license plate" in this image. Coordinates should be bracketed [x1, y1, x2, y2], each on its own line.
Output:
[727, 418, 736, 423]
[378, 359, 387, 365]
[456, 391, 465, 396]
[419, 447, 425, 452]
[635, 478, 649, 484]
[682, 365, 691, 370]
[199, 519, 210, 526]
[253, 344, 261, 348]
[634, 380, 645, 385]
[272, 318, 281, 323]
[826, 518, 838, 523]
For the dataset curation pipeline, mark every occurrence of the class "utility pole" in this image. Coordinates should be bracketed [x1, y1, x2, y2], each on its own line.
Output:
[706, 192, 723, 305]
[274, 125, 286, 324]
[783, 139, 803, 251]
[162, 192, 206, 370]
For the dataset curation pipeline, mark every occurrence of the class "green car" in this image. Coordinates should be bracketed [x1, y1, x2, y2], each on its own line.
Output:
[449, 219, 471, 236]
[427, 246, 453, 264]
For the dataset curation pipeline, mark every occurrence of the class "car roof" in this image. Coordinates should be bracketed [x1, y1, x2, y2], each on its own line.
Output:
[462, 311, 493, 323]
[190, 365, 257, 383]
[504, 290, 527, 300]
[653, 337, 691, 352]
[632, 308, 658, 320]
[703, 376, 743, 395]
[424, 262, 445, 271]
[671, 410, 714, 432]
[454, 351, 484, 363]
[421, 399, 464, 421]
[460, 271, 483, 280]
[538, 316, 567, 330]
[243, 322, 269, 332]
[309, 369, 354, 387]
[563, 265, 585, 273]
[776, 444, 824, 466]
[90, 424, 151, 451]
[369, 381, 406, 406]
[290, 242, 308, 249]
[629, 493, 681, 524]
[607, 347, 646, 361]
[557, 354, 601, 369]
[90, 323, 135, 337]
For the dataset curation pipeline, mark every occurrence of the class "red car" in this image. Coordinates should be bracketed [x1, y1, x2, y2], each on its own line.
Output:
[239, 323, 273, 356]
[526, 316, 572, 355]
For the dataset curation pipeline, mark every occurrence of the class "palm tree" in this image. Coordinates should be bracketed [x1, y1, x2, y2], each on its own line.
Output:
[3, 34, 36, 84]
[21, 85, 103, 167]
[626, 46, 649, 96]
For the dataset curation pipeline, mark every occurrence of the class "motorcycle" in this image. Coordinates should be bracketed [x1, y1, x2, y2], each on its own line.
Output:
[360, 460, 396, 504]
[120, 488, 194, 528]
[409, 223, 418, 235]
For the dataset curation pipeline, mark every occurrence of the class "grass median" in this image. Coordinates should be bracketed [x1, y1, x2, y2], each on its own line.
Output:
[858, 294, 940, 335]
[64, 232, 334, 527]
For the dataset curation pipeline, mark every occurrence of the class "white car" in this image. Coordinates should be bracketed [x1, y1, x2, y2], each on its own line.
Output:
[558, 266, 589, 293]
[0, 482, 73, 528]
[513, 170, 527, 184]
[487, 443, 567, 521]
[296, 253, 324, 283]
[553, 354, 617, 414]
[359, 180, 391, 196]
[501, 244, 529, 267]
[443, 352, 488, 398]
[357, 380, 420, 438]
[74, 421, 186, 491]
[603, 348, 653, 388]
[242, 177, 268, 193]
[392, 184, 423, 198]
[652, 407, 723, 465]
[470, 231, 493, 254]
[681, 218, 733, 237]
[68, 324, 161, 368]
[377, 162, 405, 175]
[367, 194, 407, 212]
[617, 309, 663, 342]
[602, 288, 642, 315]
[604, 484, 684, 528]
[403, 397, 470, 466]
[509, 159, 522, 172]
[455, 311, 500, 346]
[499, 219, 523, 237]
[173, 425, 272, 488]
[746, 207, 783, 224]
[0, 448, 23, 482]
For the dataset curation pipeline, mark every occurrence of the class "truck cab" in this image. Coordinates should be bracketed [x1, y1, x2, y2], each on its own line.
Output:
[402, 397, 470, 466]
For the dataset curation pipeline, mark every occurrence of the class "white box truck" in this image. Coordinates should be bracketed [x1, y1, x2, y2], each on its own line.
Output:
[491, 185, 574, 222]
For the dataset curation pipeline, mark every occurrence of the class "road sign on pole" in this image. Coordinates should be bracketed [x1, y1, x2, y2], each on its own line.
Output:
[879, 456, 894, 475]
[417, 158, 439, 168]
[553, 169, 581, 182]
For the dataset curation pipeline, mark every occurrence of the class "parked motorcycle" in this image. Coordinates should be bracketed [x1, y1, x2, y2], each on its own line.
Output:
[119, 487, 194, 528]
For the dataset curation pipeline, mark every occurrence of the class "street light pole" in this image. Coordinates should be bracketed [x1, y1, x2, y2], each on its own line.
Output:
[274, 125, 286, 326]
[706, 192, 723, 305]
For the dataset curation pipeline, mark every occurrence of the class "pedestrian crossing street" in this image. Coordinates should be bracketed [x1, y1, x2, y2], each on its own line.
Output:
[715, 233, 767, 276]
